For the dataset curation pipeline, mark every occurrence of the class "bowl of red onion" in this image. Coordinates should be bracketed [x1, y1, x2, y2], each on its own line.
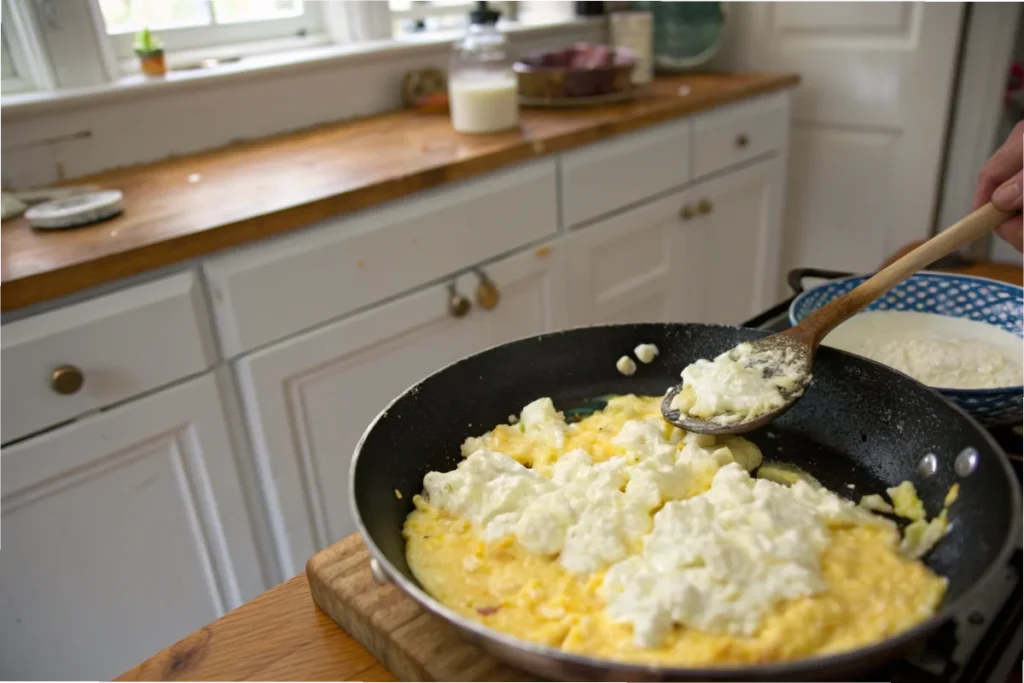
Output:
[514, 43, 635, 102]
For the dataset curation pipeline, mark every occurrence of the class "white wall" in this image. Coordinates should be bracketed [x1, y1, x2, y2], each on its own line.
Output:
[1, 22, 604, 189]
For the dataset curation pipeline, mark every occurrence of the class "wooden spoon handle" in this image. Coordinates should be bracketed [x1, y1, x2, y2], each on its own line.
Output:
[795, 202, 1010, 346]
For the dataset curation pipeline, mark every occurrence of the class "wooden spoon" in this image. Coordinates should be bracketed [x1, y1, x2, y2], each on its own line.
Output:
[662, 202, 1011, 435]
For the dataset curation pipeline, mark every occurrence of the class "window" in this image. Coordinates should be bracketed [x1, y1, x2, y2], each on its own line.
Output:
[389, 1, 515, 36]
[2, 29, 16, 81]
[97, 0, 326, 60]
[1, 0, 52, 94]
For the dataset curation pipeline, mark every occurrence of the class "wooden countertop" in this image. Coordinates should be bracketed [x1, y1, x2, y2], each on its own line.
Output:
[116, 259, 1022, 683]
[0, 72, 798, 313]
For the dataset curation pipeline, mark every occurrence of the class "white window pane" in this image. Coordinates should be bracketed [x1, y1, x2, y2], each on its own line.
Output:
[99, 0, 213, 35]
[2, 29, 15, 79]
[211, 0, 304, 25]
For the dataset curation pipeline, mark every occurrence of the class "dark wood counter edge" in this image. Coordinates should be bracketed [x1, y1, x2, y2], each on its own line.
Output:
[0, 74, 799, 313]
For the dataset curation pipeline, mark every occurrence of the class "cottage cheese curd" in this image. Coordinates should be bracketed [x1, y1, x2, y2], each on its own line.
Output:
[670, 342, 808, 425]
[405, 395, 949, 666]
[616, 355, 638, 376]
[824, 310, 1023, 389]
[598, 464, 893, 645]
[424, 405, 752, 576]
[634, 343, 660, 364]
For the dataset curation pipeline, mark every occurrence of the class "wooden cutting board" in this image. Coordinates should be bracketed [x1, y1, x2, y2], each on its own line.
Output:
[306, 533, 533, 681]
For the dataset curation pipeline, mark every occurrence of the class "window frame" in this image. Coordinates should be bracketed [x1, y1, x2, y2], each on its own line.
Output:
[1, 0, 56, 94]
[389, 1, 517, 35]
[100, 0, 328, 62]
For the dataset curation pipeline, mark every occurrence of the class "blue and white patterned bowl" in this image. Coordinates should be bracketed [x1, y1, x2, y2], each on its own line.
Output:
[789, 271, 1024, 426]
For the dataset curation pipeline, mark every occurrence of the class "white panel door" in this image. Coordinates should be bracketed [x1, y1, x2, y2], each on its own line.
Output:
[0, 374, 265, 682]
[728, 2, 963, 272]
[566, 188, 700, 326]
[460, 239, 569, 350]
[682, 156, 788, 324]
[235, 282, 475, 577]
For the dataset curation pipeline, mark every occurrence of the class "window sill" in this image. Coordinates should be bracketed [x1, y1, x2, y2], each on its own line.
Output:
[0, 17, 604, 119]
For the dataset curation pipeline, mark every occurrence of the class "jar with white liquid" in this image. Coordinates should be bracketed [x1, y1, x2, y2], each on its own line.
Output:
[449, 2, 519, 134]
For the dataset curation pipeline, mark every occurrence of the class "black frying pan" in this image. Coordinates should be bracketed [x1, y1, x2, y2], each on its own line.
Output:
[351, 323, 1022, 681]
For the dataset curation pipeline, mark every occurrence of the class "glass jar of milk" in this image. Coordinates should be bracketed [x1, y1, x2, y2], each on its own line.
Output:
[449, 2, 519, 134]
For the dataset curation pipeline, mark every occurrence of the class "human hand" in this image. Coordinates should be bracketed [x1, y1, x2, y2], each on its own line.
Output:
[973, 121, 1023, 252]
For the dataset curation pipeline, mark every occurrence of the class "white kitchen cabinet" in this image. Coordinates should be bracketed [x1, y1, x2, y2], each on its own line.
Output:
[0, 373, 265, 682]
[565, 188, 702, 326]
[459, 239, 569, 350]
[566, 155, 785, 328]
[680, 155, 787, 324]
[204, 159, 558, 357]
[1, 271, 216, 445]
[234, 281, 478, 577]
[236, 240, 571, 578]
[560, 119, 691, 228]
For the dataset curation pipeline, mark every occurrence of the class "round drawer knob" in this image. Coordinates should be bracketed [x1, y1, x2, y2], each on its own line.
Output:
[735, 133, 749, 148]
[448, 283, 472, 318]
[474, 269, 500, 311]
[680, 205, 695, 220]
[51, 365, 84, 395]
[697, 198, 713, 215]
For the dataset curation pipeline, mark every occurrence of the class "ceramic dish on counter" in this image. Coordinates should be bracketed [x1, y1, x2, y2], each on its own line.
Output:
[514, 43, 635, 106]
[789, 272, 1024, 426]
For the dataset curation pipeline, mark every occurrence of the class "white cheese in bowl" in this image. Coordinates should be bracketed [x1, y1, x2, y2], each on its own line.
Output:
[823, 310, 1023, 389]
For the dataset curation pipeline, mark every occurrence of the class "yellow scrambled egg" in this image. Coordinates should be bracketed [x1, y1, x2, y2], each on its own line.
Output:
[404, 395, 948, 666]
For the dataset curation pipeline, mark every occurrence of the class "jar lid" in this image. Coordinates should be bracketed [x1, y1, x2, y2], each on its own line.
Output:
[470, 1, 500, 25]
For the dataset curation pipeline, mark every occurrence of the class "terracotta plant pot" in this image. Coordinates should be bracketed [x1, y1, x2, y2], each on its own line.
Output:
[137, 50, 167, 77]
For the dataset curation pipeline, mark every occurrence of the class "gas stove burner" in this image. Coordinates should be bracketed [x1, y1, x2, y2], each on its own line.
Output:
[744, 276, 1023, 683]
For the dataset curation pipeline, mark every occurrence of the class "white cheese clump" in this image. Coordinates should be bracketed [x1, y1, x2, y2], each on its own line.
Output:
[670, 342, 807, 425]
[616, 355, 637, 376]
[424, 408, 756, 576]
[634, 343, 660, 364]
[600, 463, 888, 647]
[461, 398, 569, 459]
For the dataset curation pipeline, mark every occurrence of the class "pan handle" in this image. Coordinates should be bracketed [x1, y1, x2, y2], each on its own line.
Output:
[786, 268, 854, 295]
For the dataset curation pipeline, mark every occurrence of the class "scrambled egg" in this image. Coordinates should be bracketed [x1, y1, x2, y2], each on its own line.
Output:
[404, 395, 948, 666]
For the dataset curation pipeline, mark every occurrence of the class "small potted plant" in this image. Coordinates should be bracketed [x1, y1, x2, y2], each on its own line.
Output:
[134, 27, 166, 77]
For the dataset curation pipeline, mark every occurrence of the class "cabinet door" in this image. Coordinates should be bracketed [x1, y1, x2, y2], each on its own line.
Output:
[681, 156, 786, 324]
[235, 282, 475, 577]
[566, 189, 699, 326]
[0, 374, 264, 681]
[461, 239, 569, 350]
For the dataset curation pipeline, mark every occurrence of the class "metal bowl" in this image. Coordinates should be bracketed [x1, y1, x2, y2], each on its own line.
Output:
[790, 271, 1024, 426]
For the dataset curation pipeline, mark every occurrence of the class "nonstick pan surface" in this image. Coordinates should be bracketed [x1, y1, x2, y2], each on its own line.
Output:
[351, 323, 1021, 681]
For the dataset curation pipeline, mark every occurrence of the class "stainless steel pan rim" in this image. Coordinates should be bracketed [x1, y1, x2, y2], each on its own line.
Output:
[348, 322, 1023, 681]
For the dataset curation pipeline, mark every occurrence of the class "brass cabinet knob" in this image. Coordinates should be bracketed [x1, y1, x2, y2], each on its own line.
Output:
[680, 205, 695, 220]
[736, 133, 749, 148]
[51, 365, 84, 395]
[697, 198, 713, 215]
[448, 283, 471, 318]
[474, 269, 500, 311]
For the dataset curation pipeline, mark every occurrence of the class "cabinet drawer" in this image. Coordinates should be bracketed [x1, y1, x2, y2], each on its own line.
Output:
[205, 159, 558, 357]
[691, 93, 789, 179]
[560, 119, 691, 228]
[1, 272, 216, 444]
